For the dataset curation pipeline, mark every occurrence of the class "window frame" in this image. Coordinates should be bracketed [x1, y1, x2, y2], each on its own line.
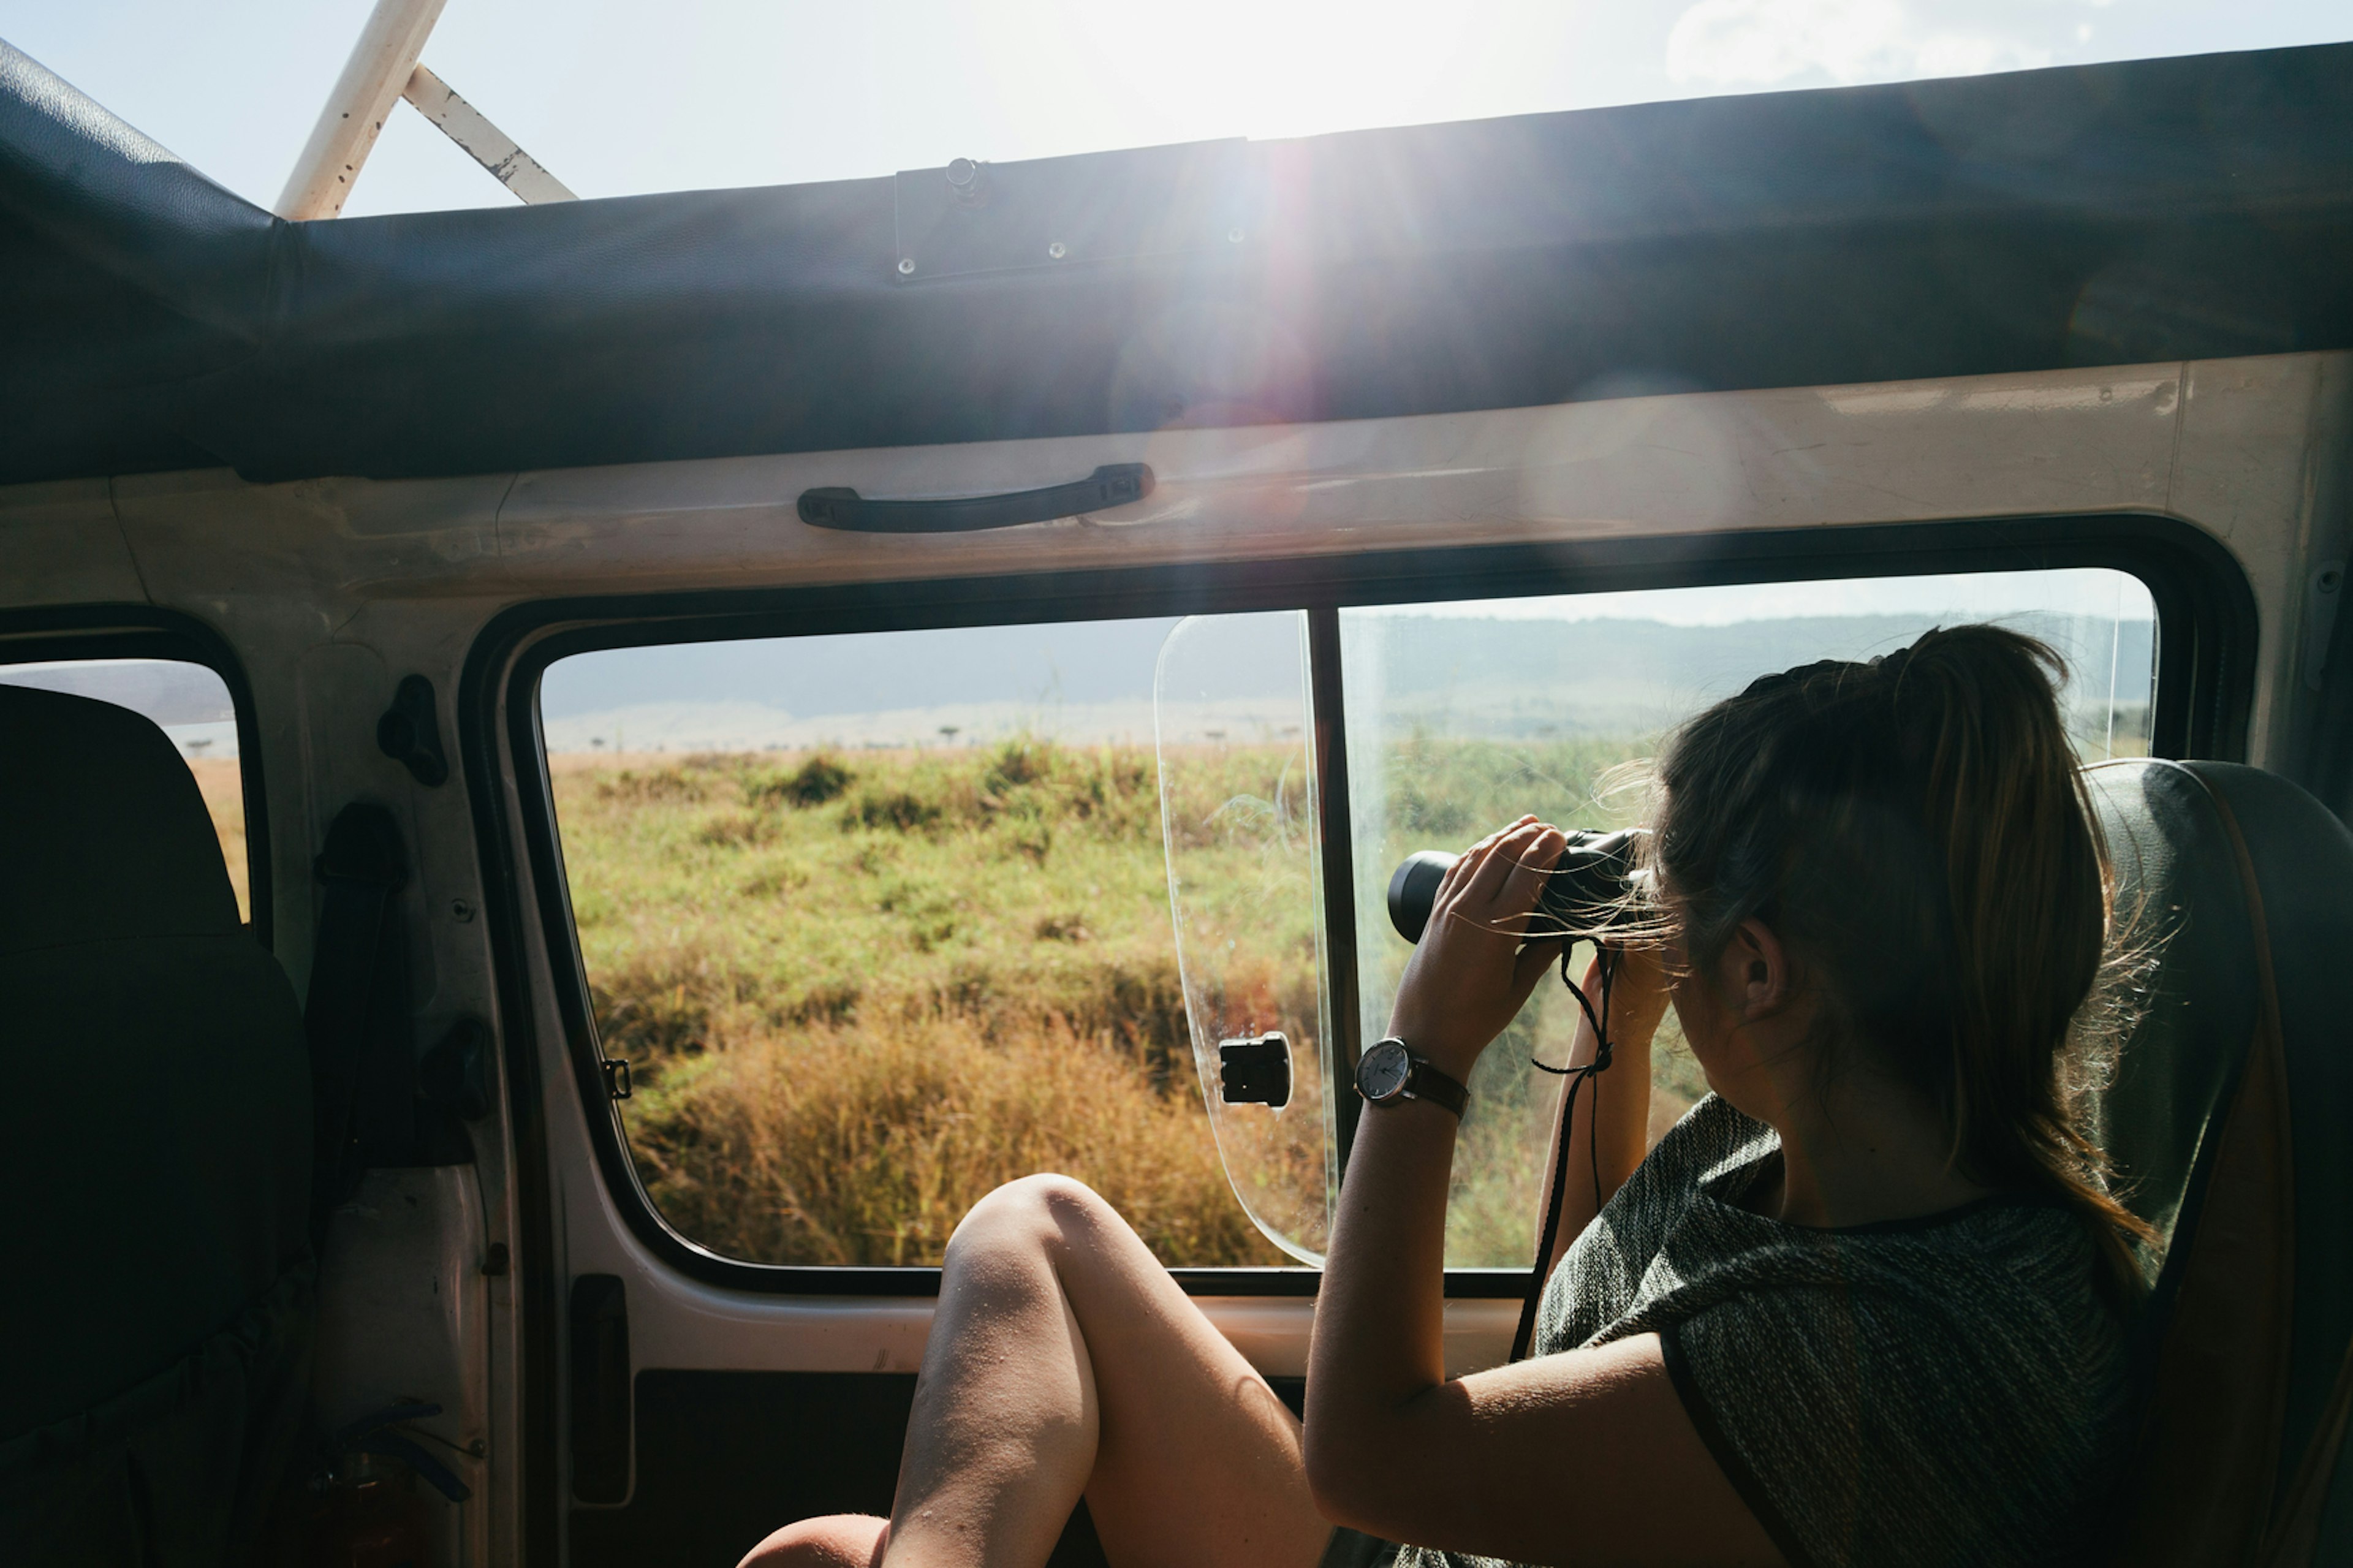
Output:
[0, 603, 275, 946]
[468, 512, 2254, 1300]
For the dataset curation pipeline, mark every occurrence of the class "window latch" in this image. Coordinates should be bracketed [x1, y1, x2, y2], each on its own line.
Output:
[1218, 1033, 1291, 1108]
[601, 1056, 632, 1101]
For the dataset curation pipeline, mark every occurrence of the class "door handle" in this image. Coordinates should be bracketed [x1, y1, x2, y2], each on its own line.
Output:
[797, 463, 1152, 534]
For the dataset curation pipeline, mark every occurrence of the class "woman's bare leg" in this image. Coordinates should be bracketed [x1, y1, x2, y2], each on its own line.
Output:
[740, 1515, 888, 1568]
[855, 1173, 1328, 1568]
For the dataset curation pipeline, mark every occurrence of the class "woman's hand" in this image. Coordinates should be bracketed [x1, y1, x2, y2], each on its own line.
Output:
[1579, 942, 1673, 1058]
[1387, 816, 1569, 1081]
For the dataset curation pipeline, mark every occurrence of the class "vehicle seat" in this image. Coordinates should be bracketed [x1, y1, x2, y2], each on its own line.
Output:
[0, 686, 314, 1565]
[2083, 760, 2353, 1566]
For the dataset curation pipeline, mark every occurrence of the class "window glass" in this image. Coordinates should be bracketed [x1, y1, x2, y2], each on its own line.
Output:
[0, 658, 249, 922]
[1156, 612, 1331, 1263]
[1340, 567, 2156, 1265]
[542, 618, 1292, 1267]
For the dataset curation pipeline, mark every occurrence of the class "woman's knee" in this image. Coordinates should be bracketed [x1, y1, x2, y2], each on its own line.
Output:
[736, 1514, 887, 1568]
[950, 1172, 1118, 1259]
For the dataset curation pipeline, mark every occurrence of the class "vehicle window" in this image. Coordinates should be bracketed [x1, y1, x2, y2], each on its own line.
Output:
[545, 566, 2157, 1274]
[0, 657, 250, 923]
[1339, 567, 2157, 1265]
[542, 618, 1292, 1268]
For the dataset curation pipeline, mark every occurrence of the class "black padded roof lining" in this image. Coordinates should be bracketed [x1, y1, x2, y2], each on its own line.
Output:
[2, 38, 2350, 488]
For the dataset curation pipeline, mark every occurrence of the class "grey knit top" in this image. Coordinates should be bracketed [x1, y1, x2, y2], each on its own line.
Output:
[1392, 1094, 2131, 1568]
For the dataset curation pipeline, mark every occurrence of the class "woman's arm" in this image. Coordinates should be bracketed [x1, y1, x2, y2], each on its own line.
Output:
[1305, 820, 1778, 1566]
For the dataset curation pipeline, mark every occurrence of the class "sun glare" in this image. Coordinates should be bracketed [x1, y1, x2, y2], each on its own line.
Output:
[991, 0, 1493, 146]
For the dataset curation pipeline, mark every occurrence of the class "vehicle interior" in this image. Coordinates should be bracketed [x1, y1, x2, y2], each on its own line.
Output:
[3, 13, 2351, 1568]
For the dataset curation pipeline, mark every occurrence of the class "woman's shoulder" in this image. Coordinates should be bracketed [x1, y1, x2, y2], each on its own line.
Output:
[1694, 1195, 2118, 1351]
[1636, 1093, 1777, 1194]
[1565, 1095, 1775, 1267]
[1670, 1163, 2120, 1341]
[1795, 1188, 2115, 1322]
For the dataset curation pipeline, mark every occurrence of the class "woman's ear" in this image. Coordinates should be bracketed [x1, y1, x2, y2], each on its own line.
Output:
[1719, 918, 1792, 1021]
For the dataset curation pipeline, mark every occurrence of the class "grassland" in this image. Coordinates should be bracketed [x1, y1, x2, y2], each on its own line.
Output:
[550, 735, 1707, 1269]
[186, 756, 250, 922]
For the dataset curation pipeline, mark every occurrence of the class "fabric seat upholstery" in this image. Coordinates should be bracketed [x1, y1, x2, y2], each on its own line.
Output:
[0, 684, 313, 1566]
[2084, 760, 2353, 1566]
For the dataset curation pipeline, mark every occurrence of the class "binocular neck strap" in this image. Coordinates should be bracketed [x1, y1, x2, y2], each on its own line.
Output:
[1510, 947, 1617, 1363]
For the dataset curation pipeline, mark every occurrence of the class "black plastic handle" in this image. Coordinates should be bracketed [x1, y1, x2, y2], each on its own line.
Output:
[797, 463, 1153, 534]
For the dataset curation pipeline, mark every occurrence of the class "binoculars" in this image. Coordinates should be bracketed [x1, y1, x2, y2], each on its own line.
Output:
[1387, 827, 1648, 945]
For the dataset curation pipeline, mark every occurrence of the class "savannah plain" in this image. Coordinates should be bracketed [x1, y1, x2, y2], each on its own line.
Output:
[545, 734, 1708, 1269]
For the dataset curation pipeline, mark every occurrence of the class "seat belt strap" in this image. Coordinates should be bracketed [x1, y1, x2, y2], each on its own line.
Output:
[305, 803, 408, 1241]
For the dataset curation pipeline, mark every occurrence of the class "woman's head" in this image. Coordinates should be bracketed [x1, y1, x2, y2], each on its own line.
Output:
[1645, 624, 2148, 1290]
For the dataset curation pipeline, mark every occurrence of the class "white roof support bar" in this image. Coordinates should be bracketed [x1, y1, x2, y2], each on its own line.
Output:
[276, 0, 448, 220]
[401, 64, 576, 204]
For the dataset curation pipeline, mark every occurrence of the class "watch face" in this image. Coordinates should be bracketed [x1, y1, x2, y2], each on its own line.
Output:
[1357, 1040, 1413, 1102]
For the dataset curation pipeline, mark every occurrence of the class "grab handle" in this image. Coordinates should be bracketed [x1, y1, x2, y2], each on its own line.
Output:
[797, 463, 1153, 534]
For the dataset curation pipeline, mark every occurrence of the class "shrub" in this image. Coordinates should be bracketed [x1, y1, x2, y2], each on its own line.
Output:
[1033, 913, 1089, 944]
[753, 753, 854, 808]
[591, 957, 715, 1058]
[696, 811, 775, 848]
[846, 787, 942, 833]
[985, 735, 1053, 792]
[596, 766, 707, 804]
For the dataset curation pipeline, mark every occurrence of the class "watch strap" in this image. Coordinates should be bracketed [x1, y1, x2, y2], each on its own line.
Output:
[1405, 1057, 1470, 1117]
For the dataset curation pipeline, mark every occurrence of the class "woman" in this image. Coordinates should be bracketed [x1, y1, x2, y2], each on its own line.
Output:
[744, 625, 2143, 1568]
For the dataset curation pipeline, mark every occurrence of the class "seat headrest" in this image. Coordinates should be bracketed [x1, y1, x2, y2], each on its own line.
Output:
[0, 682, 240, 958]
[2080, 760, 2264, 1266]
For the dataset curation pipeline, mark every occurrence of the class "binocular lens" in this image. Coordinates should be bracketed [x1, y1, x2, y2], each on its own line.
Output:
[1385, 827, 1646, 945]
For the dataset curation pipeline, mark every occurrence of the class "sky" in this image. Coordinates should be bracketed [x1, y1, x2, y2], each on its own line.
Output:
[4, 1, 2347, 219]
[531, 567, 2154, 758]
[1366, 566, 2154, 625]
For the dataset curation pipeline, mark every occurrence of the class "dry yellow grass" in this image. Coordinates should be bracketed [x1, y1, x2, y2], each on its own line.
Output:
[621, 1010, 1286, 1267]
[186, 756, 249, 922]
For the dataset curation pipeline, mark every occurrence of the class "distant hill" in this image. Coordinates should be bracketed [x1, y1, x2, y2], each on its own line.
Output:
[1344, 612, 2153, 738]
[540, 609, 2152, 751]
[0, 658, 243, 758]
[541, 617, 1195, 719]
[0, 658, 235, 724]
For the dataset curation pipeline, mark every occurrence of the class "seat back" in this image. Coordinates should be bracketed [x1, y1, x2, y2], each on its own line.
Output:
[2085, 760, 2353, 1566]
[0, 684, 313, 1566]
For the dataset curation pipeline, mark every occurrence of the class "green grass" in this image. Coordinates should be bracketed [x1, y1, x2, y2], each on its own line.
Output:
[551, 733, 1711, 1268]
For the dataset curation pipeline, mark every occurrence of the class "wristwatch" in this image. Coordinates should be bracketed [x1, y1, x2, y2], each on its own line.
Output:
[1354, 1037, 1469, 1118]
